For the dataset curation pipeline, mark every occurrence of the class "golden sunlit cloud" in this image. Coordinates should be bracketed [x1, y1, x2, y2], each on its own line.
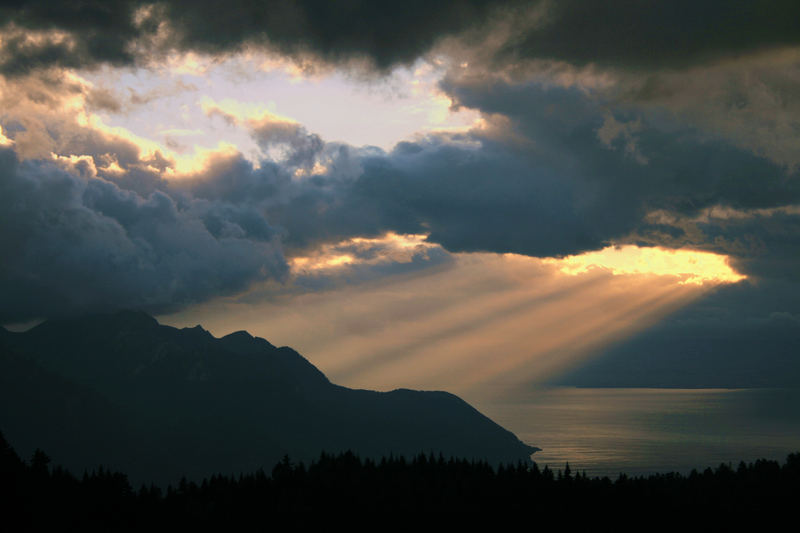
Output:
[0, 125, 13, 146]
[201, 97, 298, 128]
[77, 104, 243, 179]
[292, 254, 356, 271]
[254, 52, 330, 82]
[293, 161, 329, 177]
[290, 233, 436, 273]
[76, 108, 166, 158]
[163, 52, 212, 76]
[0, 24, 77, 57]
[695, 204, 800, 221]
[167, 142, 240, 177]
[50, 153, 98, 177]
[545, 245, 746, 285]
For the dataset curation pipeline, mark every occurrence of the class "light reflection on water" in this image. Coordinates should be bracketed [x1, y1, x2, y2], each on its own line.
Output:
[481, 387, 800, 478]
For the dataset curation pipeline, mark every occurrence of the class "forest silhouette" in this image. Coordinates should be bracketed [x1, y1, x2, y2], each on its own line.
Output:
[3, 430, 797, 529]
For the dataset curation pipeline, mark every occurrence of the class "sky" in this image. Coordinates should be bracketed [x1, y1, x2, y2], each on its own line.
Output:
[1, 1, 799, 403]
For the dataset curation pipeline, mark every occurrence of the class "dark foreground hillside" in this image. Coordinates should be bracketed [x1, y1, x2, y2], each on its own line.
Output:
[2, 432, 797, 530]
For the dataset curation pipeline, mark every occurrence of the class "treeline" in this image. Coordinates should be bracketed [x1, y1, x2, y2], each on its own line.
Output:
[2, 430, 798, 529]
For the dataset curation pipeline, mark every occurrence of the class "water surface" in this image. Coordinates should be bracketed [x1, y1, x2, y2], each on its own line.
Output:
[481, 387, 800, 478]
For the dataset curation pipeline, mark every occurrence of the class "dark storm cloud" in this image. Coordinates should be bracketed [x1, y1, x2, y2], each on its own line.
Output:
[442, 77, 800, 214]
[176, 136, 597, 257]
[163, 0, 514, 69]
[249, 118, 324, 172]
[6, 1, 798, 75]
[503, 0, 800, 69]
[716, 213, 800, 283]
[5, 52, 800, 327]
[0, 1, 140, 75]
[0, 0, 519, 74]
[4, 2, 799, 76]
[159, 77, 797, 287]
[0, 147, 287, 323]
[244, 79, 797, 263]
[5, 68, 799, 322]
[162, 75, 799, 272]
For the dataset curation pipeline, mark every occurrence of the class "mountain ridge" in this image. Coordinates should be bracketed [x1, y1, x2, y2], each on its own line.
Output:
[0, 311, 537, 485]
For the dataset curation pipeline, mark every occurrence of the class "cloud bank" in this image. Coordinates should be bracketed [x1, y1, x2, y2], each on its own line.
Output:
[2, 59, 799, 322]
[0, 146, 286, 322]
[1, 2, 799, 389]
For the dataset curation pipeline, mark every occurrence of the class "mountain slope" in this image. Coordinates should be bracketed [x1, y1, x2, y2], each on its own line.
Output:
[0, 312, 537, 484]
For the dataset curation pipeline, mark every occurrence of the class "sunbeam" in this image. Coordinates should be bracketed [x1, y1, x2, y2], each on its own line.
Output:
[160, 247, 743, 401]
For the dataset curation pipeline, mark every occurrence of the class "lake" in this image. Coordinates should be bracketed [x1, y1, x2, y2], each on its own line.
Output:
[480, 387, 800, 478]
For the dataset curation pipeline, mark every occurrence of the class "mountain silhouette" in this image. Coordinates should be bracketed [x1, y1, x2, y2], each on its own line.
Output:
[0, 311, 537, 484]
